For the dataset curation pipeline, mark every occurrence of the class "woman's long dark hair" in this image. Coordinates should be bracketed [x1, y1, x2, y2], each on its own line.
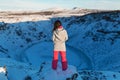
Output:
[52, 20, 62, 32]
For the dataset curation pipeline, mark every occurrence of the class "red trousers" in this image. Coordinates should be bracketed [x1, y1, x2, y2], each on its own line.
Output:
[52, 51, 68, 71]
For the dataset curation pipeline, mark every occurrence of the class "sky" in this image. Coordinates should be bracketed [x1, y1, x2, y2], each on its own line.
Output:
[0, 0, 120, 10]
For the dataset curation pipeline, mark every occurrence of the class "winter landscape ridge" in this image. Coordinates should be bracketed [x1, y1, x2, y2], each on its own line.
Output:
[0, 8, 120, 80]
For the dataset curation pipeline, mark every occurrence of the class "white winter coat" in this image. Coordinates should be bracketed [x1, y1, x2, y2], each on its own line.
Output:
[52, 28, 68, 51]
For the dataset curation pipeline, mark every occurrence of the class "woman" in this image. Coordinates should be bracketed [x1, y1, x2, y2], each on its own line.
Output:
[52, 20, 68, 71]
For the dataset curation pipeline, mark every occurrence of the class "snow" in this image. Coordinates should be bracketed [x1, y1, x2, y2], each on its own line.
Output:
[23, 41, 91, 70]
[0, 8, 120, 80]
[0, 73, 7, 80]
[36, 62, 79, 80]
[0, 67, 6, 73]
[0, 66, 7, 80]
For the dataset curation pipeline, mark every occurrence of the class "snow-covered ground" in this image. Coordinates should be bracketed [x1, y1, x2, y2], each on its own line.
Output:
[0, 8, 101, 23]
[0, 8, 120, 80]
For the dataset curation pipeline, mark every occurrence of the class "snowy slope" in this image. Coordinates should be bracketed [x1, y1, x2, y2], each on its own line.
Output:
[62, 11, 120, 71]
[0, 58, 34, 80]
[0, 9, 120, 80]
[1, 58, 120, 80]
[0, 8, 100, 23]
